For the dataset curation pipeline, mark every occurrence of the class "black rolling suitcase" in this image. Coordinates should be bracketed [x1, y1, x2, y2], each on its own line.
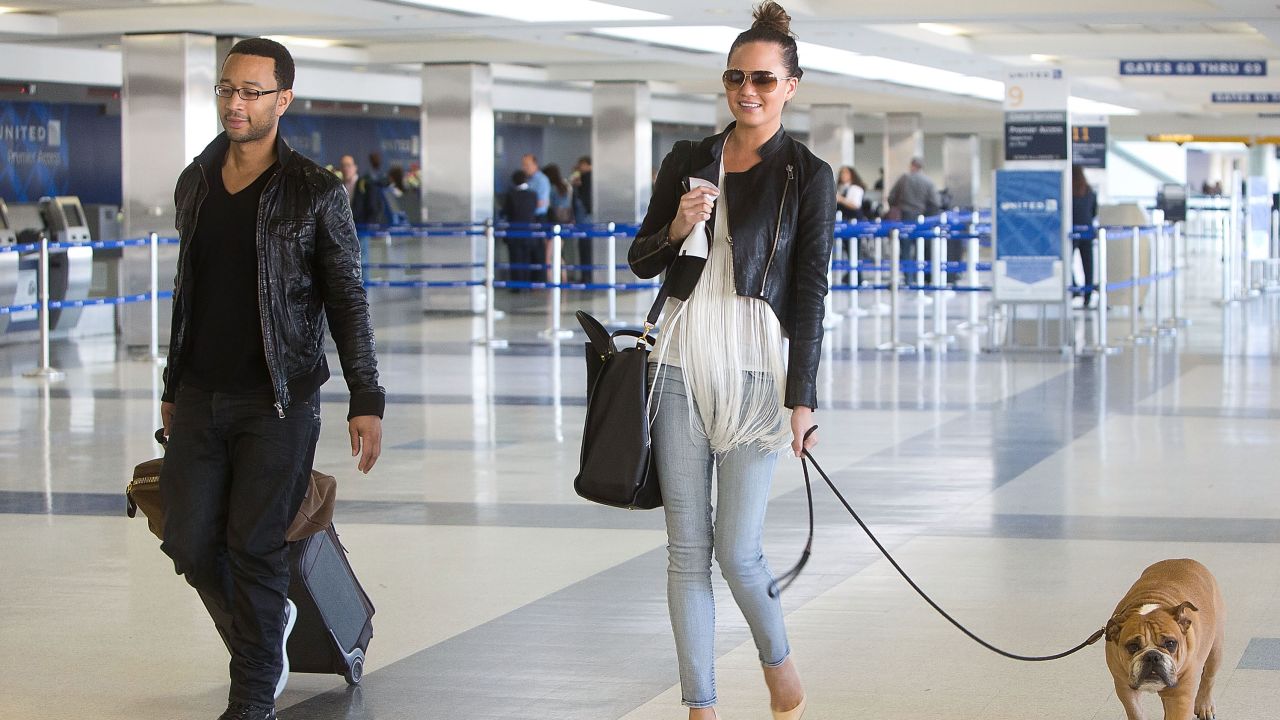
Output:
[200, 523, 375, 686]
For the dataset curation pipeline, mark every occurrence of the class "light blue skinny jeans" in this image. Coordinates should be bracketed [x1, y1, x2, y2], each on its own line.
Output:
[649, 364, 790, 709]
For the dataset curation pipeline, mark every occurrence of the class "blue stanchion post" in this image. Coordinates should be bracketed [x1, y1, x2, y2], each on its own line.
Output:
[606, 222, 619, 325]
[877, 228, 914, 354]
[476, 219, 507, 348]
[22, 232, 64, 381]
[1127, 225, 1151, 345]
[538, 225, 572, 341]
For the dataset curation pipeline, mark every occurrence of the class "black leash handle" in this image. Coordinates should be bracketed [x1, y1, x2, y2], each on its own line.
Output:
[770, 425, 1106, 662]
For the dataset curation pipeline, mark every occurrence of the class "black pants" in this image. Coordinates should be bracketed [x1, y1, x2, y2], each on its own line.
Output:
[1073, 237, 1095, 299]
[160, 385, 321, 706]
[505, 237, 537, 284]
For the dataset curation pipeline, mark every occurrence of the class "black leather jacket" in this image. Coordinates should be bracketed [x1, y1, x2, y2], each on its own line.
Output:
[629, 124, 835, 409]
[162, 132, 385, 421]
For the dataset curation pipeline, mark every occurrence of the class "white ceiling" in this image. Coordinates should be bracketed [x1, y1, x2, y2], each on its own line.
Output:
[0, 0, 1277, 133]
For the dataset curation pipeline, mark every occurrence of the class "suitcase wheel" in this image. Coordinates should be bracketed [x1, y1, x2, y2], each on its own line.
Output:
[344, 648, 364, 686]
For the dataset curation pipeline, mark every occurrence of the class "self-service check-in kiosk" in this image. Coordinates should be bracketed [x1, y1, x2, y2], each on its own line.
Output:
[0, 199, 16, 245]
[0, 196, 95, 340]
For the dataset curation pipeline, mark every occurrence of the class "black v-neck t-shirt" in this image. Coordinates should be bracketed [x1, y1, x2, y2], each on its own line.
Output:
[183, 158, 279, 393]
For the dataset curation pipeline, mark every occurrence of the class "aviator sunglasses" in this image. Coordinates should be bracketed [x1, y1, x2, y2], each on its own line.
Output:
[721, 68, 790, 93]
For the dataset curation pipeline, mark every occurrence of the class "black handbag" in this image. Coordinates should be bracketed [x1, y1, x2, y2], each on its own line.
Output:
[574, 141, 709, 509]
[574, 299, 664, 510]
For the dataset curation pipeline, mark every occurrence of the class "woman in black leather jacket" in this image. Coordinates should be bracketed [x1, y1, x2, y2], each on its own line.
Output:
[628, 3, 833, 719]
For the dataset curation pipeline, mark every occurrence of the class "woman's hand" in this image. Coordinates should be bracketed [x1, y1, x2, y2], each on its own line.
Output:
[667, 186, 718, 244]
[790, 406, 817, 458]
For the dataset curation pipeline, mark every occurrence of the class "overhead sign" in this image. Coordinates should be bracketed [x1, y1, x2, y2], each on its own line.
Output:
[994, 169, 1066, 303]
[1212, 92, 1280, 104]
[1006, 113, 1069, 161]
[1071, 124, 1107, 168]
[1120, 60, 1266, 76]
[1004, 69, 1069, 163]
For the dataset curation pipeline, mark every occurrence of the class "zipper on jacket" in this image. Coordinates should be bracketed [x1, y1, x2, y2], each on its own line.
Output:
[256, 169, 286, 416]
[760, 164, 793, 296]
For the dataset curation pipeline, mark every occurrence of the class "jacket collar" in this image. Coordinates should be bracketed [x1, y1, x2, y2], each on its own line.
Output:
[194, 130, 295, 175]
[692, 122, 787, 185]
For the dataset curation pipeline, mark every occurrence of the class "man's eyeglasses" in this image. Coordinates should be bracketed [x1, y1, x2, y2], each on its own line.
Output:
[214, 84, 283, 101]
[721, 69, 790, 93]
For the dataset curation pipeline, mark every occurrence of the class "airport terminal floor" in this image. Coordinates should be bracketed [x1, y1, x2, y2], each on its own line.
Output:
[4, 263, 1280, 720]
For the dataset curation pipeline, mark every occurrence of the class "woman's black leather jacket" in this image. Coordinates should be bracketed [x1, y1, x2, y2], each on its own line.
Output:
[629, 123, 835, 409]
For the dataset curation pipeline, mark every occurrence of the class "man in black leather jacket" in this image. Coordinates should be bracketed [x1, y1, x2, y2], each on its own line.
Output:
[157, 38, 384, 720]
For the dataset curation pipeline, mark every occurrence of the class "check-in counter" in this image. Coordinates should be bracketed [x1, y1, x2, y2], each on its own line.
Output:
[0, 197, 96, 342]
[1098, 203, 1151, 309]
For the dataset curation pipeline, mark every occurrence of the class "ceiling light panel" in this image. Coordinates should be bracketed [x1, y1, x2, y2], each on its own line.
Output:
[917, 23, 967, 37]
[396, 0, 668, 23]
[594, 25, 1004, 102]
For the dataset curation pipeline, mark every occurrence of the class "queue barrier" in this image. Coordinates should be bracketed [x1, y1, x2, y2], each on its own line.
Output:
[13, 216, 1189, 377]
[10, 233, 178, 380]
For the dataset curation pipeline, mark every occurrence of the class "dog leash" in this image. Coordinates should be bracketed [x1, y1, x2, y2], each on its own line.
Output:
[770, 426, 1106, 663]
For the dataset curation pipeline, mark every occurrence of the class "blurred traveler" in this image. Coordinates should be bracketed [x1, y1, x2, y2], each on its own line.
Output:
[1072, 165, 1099, 307]
[521, 153, 550, 221]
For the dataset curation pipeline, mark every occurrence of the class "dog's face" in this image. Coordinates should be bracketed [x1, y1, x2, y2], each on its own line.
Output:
[1106, 601, 1198, 691]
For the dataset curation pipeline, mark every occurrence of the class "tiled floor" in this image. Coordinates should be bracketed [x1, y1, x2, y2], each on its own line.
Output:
[2, 251, 1279, 719]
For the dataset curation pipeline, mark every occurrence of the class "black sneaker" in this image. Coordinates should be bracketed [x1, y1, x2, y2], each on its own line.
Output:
[217, 702, 276, 720]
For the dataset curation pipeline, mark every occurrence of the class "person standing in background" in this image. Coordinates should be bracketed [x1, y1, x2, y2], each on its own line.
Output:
[503, 170, 538, 286]
[521, 153, 550, 222]
[1072, 164, 1099, 307]
[835, 166, 866, 285]
[886, 157, 940, 282]
[835, 165, 865, 222]
[339, 154, 359, 203]
[544, 164, 575, 284]
[570, 156, 594, 283]
[359, 152, 389, 226]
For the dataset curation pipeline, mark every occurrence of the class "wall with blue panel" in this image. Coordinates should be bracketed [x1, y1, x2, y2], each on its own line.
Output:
[0, 100, 121, 204]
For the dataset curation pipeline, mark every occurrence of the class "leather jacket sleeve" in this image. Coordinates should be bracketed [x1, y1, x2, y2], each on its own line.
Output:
[785, 162, 835, 410]
[629, 142, 688, 278]
[313, 174, 386, 420]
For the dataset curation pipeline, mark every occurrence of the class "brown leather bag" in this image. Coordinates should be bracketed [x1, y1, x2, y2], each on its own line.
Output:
[126, 430, 336, 542]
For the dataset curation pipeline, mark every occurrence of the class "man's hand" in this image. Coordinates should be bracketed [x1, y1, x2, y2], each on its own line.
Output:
[349, 415, 383, 474]
[161, 401, 175, 439]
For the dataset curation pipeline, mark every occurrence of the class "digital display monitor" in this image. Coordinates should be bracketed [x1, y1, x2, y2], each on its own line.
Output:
[1158, 184, 1188, 223]
[58, 199, 86, 228]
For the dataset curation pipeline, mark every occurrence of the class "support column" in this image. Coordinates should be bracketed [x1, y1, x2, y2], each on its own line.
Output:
[421, 63, 493, 312]
[422, 63, 495, 224]
[810, 104, 854, 178]
[1249, 144, 1279, 192]
[592, 82, 652, 223]
[883, 112, 923, 192]
[943, 134, 981, 209]
[121, 32, 218, 346]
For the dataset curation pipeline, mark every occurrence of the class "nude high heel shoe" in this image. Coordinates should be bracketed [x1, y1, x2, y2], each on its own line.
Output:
[772, 696, 806, 720]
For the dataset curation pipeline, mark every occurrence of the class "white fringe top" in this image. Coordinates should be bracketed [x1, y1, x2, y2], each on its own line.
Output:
[651, 162, 791, 455]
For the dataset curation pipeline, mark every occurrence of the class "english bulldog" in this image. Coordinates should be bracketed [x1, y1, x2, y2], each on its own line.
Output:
[1104, 559, 1225, 720]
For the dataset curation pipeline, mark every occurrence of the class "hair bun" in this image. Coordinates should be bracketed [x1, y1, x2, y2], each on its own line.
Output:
[751, 1, 794, 37]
